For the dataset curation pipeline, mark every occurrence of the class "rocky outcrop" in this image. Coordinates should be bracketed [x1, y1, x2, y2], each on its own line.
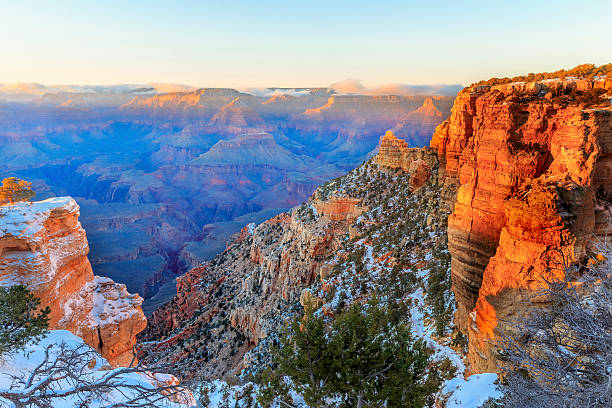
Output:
[431, 77, 612, 373]
[0, 198, 147, 367]
[312, 197, 365, 221]
[375, 130, 438, 191]
[141, 205, 350, 378]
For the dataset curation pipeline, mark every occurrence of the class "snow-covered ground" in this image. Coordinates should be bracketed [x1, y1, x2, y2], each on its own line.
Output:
[443, 374, 501, 408]
[0, 330, 194, 407]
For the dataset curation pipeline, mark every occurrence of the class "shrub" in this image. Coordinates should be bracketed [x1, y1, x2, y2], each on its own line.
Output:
[0, 177, 35, 205]
[0, 285, 50, 357]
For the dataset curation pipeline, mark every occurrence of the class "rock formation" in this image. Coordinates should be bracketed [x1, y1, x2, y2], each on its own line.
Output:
[0, 197, 147, 367]
[431, 77, 612, 373]
[375, 130, 438, 191]
[312, 197, 365, 221]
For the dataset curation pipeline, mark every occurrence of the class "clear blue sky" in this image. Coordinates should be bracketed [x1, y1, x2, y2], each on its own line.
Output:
[2, 0, 611, 87]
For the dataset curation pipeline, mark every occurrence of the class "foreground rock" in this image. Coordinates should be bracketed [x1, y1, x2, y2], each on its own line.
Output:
[0, 197, 147, 367]
[431, 77, 612, 373]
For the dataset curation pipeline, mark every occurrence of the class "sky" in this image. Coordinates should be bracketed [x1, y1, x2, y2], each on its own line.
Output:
[1, 0, 611, 88]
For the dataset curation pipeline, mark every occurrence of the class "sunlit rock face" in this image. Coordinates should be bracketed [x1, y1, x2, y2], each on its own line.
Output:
[375, 130, 438, 191]
[0, 198, 147, 367]
[431, 77, 612, 373]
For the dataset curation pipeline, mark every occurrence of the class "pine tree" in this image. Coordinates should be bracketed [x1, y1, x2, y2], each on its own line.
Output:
[0, 285, 50, 356]
[259, 298, 331, 407]
[329, 300, 436, 408]
[259, 299, 440, 407]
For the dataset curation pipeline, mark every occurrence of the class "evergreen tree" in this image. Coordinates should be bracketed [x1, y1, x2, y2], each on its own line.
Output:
[330, 300, 436, 408]
[259, 299, 331, 407]
[258, 299, 440, 407]
[0, 285, 50, 356]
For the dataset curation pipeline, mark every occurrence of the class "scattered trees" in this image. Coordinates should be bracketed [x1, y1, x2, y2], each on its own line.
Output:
[473, 63, 612, 87]
[0, 177, 35, 205]
[258, 299, 440, 408]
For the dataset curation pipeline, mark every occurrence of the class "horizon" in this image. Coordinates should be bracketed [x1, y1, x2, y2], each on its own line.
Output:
[2, 1, 611, 88]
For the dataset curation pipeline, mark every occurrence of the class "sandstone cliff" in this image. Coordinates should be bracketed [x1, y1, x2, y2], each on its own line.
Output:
[0, 197, 147, 367]
[431, 77, 612, 373]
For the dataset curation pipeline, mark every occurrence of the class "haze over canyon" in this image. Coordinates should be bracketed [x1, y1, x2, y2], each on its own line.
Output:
[0, 84, 455, 312]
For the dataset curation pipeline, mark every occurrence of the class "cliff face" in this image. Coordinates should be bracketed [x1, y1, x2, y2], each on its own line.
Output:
[0, 198, 147, 367]
[142, 203, 352, 378]
[431, 78, 612, 373]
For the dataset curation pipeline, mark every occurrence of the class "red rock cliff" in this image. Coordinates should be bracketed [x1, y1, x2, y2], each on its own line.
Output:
[0, 197, 147, 367]
[431, 78, 612, 373]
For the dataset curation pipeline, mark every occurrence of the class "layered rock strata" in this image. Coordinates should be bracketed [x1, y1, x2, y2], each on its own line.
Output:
[0, 197, 147, 367]
[375, 130, 438, 191]
[431, 77, 612, 373]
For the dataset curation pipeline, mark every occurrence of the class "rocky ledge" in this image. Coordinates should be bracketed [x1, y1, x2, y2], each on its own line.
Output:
[0, 197, 147, 367]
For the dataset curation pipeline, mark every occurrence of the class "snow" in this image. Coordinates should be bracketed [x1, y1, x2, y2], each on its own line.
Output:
[0, 197, 78, 239]
[0, 330, 192, 407]
[60, 275, 143, 329]
[0, 197, 85, 287]
[443, 373, 501, 408]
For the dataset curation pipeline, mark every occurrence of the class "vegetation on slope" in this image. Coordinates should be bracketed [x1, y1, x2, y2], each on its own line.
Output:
[472, 63, 612, 86]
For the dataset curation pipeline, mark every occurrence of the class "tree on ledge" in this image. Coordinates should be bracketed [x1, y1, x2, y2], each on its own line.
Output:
[0, 177, 35, 205]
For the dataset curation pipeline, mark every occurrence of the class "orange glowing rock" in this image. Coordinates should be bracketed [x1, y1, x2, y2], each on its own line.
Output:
[0, 198, 147, 367]
[432, 77, 612, 373]
[375, 130, 437, 191]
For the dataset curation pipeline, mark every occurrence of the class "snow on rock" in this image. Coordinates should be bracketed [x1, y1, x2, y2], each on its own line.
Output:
[442, 373, 501, 408]
[0, 197, 146, 367]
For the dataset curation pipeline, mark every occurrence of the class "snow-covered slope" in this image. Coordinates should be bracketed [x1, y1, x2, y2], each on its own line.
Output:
[0, 330, 194, 407]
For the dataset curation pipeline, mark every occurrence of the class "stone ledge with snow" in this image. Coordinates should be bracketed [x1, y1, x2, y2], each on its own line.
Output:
[0, 197, 146, 367]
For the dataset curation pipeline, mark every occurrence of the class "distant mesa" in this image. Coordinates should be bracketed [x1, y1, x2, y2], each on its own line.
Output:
[209, 97, 264, 127]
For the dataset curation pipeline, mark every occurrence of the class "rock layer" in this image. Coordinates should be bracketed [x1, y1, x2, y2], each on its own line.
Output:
[431, 77, 612, 373]
[375, 130, 438, 191]
[0, 198, 147, 367]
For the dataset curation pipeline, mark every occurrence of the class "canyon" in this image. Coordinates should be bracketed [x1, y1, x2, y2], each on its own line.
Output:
[141, 129, 457, 379]
[0, 87, 453, 311]
[2, 71, 610, 394]
[141, 74, 612, 382]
